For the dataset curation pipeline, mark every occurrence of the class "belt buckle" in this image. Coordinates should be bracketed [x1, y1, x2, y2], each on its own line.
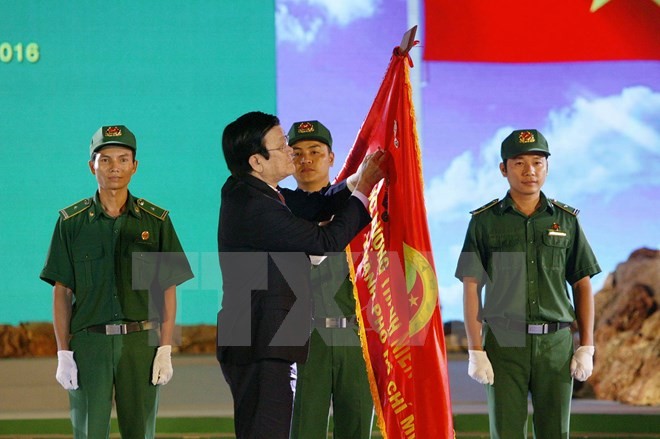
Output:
[106, 324, 126, 335]
[527, 324, 545, 335]
[325, 317, 347, 328]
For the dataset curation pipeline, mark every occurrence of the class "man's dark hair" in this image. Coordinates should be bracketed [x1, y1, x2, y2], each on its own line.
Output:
[222, 111, 279, 177]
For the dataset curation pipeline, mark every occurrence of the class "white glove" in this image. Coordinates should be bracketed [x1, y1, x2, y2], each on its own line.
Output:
[151, 345, 173, 385]
[56, 350, 79, 390]
[570, 345, 595, 382]
[468, 349, 494, 385]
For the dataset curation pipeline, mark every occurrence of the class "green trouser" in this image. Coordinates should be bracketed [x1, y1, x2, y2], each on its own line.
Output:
[290, 328, 374, 439]
[69, 329, 159, 439]
[484, 325, 574, 439]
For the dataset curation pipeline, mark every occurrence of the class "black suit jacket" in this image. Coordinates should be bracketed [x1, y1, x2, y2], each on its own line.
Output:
[280, 182, 349, 223]
[217, 175, 370, 364]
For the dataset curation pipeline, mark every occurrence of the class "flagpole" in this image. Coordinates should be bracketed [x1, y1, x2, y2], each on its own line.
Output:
[407, 0, 424, 151]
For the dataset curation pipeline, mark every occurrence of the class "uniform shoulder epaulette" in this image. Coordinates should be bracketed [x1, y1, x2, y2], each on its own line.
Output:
[137, 198, 169, 220]
[59, 198, 92, 220]
[470, 198, 499, 215]
[550, 199, 579, 216]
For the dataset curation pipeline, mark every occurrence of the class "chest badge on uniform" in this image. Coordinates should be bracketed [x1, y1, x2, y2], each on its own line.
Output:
[548, 223, 566, 237]
[141, 231, 150, 241]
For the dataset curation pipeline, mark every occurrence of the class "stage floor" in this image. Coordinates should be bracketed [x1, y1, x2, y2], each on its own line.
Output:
[1, 354, 658, 420]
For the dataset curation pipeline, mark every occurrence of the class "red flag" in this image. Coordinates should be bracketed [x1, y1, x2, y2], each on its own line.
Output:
[424, 0, 660, 62]
[335, 49, 453, 438]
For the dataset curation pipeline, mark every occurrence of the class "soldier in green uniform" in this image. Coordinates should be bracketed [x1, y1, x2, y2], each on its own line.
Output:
[455, 129, 601, 439]
[283, 121, 374, 439]
[40, 125, 194, 439]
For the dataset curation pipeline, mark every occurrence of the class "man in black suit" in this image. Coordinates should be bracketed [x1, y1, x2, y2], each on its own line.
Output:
[217, 111, 385, 438]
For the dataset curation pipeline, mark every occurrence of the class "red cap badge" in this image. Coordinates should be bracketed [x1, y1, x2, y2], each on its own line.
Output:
[518, 131, 536, 144]
[297, 122, 314, 134]
[105, 126, 123, 137]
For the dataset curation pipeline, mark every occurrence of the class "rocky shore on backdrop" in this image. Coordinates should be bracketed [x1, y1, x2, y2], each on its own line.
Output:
[0, 322, 218, 358]
[588, 248, 659, 406]
[2, 248, 658, 405]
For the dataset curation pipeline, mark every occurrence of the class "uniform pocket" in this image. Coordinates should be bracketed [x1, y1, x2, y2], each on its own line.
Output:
[489, 233, 525, 273]
[131, 248, 158, 290]
[72, 245, 104, 290]
[489, 233, 524, 251]
[541, 233, 570, 270]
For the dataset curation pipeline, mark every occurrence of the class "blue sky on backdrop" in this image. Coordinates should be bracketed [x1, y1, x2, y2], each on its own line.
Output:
[275, 0, 660, 321]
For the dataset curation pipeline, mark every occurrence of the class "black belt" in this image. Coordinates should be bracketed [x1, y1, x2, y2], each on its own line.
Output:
[86, 320, 159, 335]
[314, 316, 356, 329]
[487, 317, 571, 335]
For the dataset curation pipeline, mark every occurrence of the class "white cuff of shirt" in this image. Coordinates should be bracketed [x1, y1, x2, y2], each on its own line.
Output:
[352, 190, 369, 209]
[347, 174, 358, 192]
[309, 255, 327, 266]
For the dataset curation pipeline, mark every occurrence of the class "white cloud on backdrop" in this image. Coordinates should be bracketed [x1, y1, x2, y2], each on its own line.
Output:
[276, 0, 381, 50]
[424, 86, 660, 222]
[436, 243, 468, 321]
[276, 6, 323, 50]
[437, 281, 464, 321]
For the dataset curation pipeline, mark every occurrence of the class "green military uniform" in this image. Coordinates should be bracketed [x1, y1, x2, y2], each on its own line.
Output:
[40, 192, 193, 438]
[285, 119, 374, 438]
[290, 252, 374, 439]
[455, 192, 600, 438]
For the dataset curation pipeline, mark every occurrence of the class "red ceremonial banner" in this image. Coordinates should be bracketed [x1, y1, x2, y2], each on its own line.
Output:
[335, 49, 454, 438]
[424, 0, 660, 62]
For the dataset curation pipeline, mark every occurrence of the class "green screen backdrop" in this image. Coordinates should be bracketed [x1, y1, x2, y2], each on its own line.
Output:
[0, 1, 275, 324]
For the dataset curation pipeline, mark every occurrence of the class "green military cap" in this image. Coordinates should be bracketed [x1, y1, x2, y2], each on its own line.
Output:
[90, 125, 137, 158]
[287, 120, 333, 149]
[501, 129, 550, 161]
